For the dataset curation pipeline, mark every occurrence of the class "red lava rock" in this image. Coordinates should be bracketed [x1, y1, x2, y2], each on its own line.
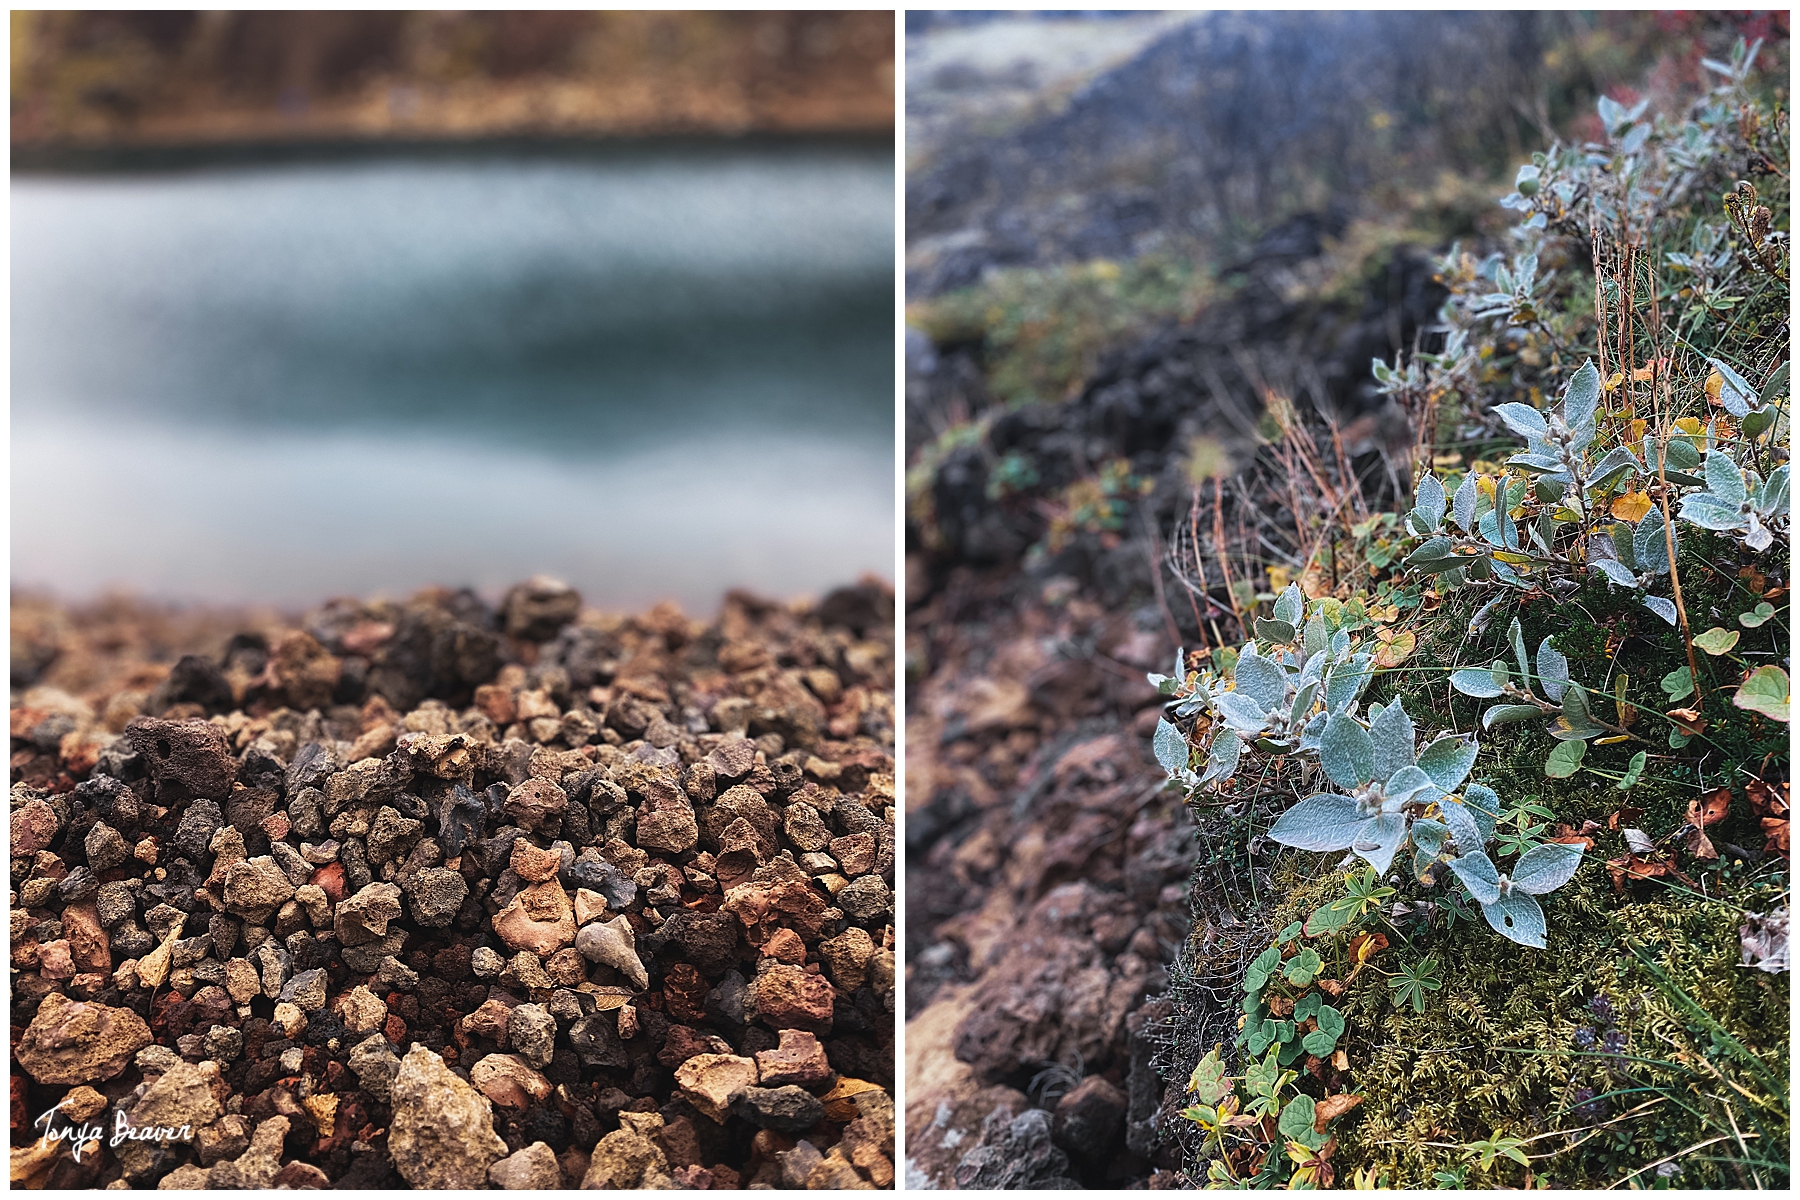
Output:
[663, 962, 711, 1024]
[310, 861, 347, 904]
[473, 683, 517, 726]
[763, 928, 808, 965]
[11, 799, 59, 855]
[510, 839, 563, 883]
[12, 578, 896, 1189]
[15, 993, 153, 1084]
[59, 902, 111, 973]
[503, 778, 568, 833]
[658, 1025, 736, 1069]
[754, 1029, 834, 1088]
[751, 964, 835, 1034]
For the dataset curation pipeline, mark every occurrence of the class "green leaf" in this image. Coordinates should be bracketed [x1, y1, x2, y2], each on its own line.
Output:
[1152, 719, 1189, 775]
[1303, 899, 1356, 938]
[1276, 921, 1303, 944]
[1482, 703, 1543, 730]
[1255, 617, 1297, 644]
[1188, 1047, 1235, 1106]
[1284, 947, 1323, 987]
[1738, 602, 1776, 628]
[1293, 992, 1322, 1023]
[1545, 740, 1587, 778]
[1278, 1094, 1317, 1141]
[1733, 666, 1790, 722]
[1660, 666, 1696, 702]
[1694, 626, 1740, 655]
[1315, 1004, 1345, 1040]
[1245, 946, 1283, 993]
[1617, 750, 1647, 790]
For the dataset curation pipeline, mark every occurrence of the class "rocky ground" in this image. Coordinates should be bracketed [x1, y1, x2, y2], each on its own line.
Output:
[10, 575, 895, 1189]
[903, 566, 1193, 1190]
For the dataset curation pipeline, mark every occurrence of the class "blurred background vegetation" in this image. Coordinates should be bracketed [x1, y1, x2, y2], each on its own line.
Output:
[906, 11, 1789, 443]
[12, 10, 893, 151]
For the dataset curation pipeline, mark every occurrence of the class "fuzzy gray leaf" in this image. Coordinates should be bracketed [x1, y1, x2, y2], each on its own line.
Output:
[1319, 713, 1375, 790]
[1367, 697, 1416, 783]
[1534, 638, 1569, 702]
[1450, 850, 1502, 904]
[1268, 793, 1368, 853]
[1234, 651, 1289, 712]
[1450, 669, 1506, 698]
[1482, 891, 1547, 949]
[1511, 841, 1583, 895]
[1415, 736, 1479, 793]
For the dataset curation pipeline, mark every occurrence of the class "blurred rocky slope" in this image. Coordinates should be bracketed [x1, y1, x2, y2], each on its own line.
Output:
[12, 11, 893, 155]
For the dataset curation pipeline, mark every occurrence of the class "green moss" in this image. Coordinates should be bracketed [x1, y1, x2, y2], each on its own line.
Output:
[1202, 848, 1789, 1188]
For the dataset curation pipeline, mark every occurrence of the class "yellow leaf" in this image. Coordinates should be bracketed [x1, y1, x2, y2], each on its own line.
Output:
[1632, 362, 1658, 383]
[1493, 551, 1534, 564]
[1706, 371, 1724, 404]
[1552, 507, 1582, 522]
[1596, 734, 1632, 745]
[1627, 418, 1648, 443]
[1373, 631, 1416, 667]
[1267, 565, 1292, 592]
[1604, 371, 1625, 392]
[1675, 416, 1704, 436]
[1611, 489, 1654, 522]
[820, 1077, 887, 1122]
[1475, 474, 1496, 499]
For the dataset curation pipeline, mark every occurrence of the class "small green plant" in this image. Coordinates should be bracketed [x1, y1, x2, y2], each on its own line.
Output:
[1388, 955, 1443, 1013]
[1181, 1044, 1361, 1189]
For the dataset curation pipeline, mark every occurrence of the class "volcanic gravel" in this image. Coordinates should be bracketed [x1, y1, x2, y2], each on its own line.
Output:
[11, 576, 896, 1189]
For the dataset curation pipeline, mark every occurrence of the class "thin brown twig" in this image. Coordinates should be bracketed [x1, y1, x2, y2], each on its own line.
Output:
[1642, 252, 1705, 702]
[1213, 477, 1247, 640]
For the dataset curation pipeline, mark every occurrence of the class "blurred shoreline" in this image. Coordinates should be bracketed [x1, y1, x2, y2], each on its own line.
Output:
[11, 11, 894, 154]
[12, 129, 891, 175]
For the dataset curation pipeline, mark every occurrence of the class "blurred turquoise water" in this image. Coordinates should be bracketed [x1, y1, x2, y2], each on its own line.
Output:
[12, 143, 894, 613]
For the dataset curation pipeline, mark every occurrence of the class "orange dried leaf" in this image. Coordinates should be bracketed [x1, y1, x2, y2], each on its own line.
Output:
[1687, 787, 1731, 829]
[1667, 707, 1708, 736]
[1611, 489, 1654, 523]
[1372, 631, 1416, 668]
[1313, 1094, 1365, 1132]
[1761, 817, 1790, 856]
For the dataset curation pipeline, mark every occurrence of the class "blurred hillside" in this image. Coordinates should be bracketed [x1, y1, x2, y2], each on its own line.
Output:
[11, 10, 893, 152]
[907, 11, 1787, 298]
